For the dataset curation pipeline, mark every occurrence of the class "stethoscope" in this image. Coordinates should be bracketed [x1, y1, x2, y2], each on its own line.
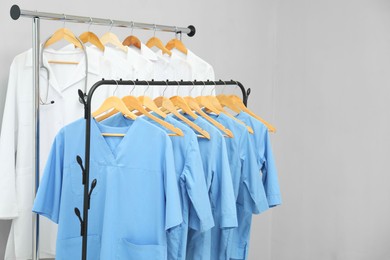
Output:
[39, 14, 89, 105]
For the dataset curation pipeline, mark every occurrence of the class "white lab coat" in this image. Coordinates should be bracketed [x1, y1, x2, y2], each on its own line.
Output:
[0, 46, 111, 260]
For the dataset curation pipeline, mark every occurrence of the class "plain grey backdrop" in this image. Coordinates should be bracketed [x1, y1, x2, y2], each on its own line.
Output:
[1, 0, 390, 259]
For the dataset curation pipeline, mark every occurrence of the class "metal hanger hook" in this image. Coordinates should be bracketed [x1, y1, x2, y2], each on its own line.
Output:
[88, 17, 93, 32]
[189, 82, 196, 96]
[163, 81, 169, 97]
[201, 82, 207, 96]
[109, 19, 114, 31]
[175, 26, 178, 39]
[130, 81, 136, 95]
[221, 81, 228, 94]
[175, 81, 181, 96]
[210, 81, 217, 95]
[153, 24, 157, 37]
[63, 14, 66, 28]
[234, 80, 239, 93]
[113, 80, 119, 96]
[131, 21, 135, 35]
[143, 81, 150, 96]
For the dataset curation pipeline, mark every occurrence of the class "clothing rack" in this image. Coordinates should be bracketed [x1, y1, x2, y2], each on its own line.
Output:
[9, 5, 196, 260]
[77, 79, 250, 260]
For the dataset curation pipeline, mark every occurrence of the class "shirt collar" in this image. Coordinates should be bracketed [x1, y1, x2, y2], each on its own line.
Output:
[25, 46, 90, 93]
[140, 43, 158, 61]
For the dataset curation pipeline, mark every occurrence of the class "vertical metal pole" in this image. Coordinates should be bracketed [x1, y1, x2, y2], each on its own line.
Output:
[32, 17, 40, 260]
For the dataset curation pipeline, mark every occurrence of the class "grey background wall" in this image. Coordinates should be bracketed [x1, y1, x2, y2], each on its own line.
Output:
[0, 0, 389, 259]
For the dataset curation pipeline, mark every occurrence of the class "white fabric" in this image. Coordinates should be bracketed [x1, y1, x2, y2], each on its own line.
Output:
[102, 45, 154, 97]
[170, 49, 215, 97]
[146, 50, 192, 97]
[0, 46, 111, 260]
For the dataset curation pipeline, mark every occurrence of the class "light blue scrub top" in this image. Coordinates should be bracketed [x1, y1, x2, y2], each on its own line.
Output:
[33, 117, 183, 260]
[174, 115, 237, 260]
[101, 113, 215, 260]
[235, 112, 282, 207]
[205, 113, 269, 260]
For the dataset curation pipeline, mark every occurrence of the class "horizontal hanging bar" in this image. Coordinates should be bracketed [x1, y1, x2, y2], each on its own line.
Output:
[10, 5, 196, 37]
[87, 79, 248, 106]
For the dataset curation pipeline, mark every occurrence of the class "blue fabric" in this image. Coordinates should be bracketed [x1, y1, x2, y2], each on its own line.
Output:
[173, 114, 237, 260]
[102, 113, 214, 260]
[235, 112, 282, 207]
[33, 117, 182, 260]
[205, 113, 269, 260]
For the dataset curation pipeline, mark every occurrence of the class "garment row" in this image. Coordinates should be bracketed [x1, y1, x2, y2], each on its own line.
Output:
[33, 107, 281, 260]
[0, 42, 214, 260]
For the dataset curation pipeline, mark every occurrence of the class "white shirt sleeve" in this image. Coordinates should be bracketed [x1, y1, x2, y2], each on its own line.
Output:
[0, 59, 19, 219]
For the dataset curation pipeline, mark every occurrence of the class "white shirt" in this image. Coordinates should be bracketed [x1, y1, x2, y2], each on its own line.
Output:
[0, 46, 111, 260]
[144, 49, 192, 97]
[103, 45, 154, 97]
[170, 48, 215, 96]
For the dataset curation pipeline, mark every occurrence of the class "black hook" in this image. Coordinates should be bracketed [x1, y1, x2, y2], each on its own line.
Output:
[78, 89, 88, 118]
[247, 88, 251, 96]
[78, 89, 87, 105]
[76, 155, 86, 185]
[88, 179, 98, 210]
[74, 207, 84, 236]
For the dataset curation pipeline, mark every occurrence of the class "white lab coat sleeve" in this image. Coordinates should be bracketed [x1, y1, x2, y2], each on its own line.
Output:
[0, 60, 19, 219]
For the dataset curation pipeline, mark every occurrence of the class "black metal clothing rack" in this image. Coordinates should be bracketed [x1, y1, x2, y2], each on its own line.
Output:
[75, 79, 250, 260]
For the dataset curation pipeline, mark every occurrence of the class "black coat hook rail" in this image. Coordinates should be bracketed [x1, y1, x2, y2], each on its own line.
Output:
[76, 79, 250, 260]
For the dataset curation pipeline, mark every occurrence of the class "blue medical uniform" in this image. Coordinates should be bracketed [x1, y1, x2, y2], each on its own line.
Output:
[235, 112, 282, 207]
[174, 114, 237, 260]
[33, 117, 182, 260]
[205, 113, 269, 260]
[101, 113, 214, 260]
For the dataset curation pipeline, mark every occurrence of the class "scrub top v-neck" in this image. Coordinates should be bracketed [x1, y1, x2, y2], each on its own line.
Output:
[33, 117, 183, 260]
[93, 117, 139, 161]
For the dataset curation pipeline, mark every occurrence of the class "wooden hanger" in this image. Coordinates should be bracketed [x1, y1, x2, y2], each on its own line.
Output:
[100, 22, 127, 52]
[92, 96, 137, 137]
[216, 94, 241, 114]
[79, 31, 105, 51]
[97, 89, 183, 136]
[184, 96, 234, 138]
[44, 25, 83, 65]
[153, 85, 210, 139]
[229, 94, 277, 133]
[203, 94, 254, 134]
[122, 96, 184, 136]
[146, 27, 172, 56]
[146, 37, 172, 56]
[123, 22, 142, 49]
[166, 38, 188, 55]
[135, 82, 167, 118]
[123, 36, 141, 50]
[170, 95, 198, 119]
[138, 96, 167, 118]
[45, 28, 83, 49]
[123, 35, 141, 49]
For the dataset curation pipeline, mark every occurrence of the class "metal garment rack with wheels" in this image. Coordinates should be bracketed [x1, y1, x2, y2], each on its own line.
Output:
[9, 4, 195, 260]
[78, 79, 250, 260]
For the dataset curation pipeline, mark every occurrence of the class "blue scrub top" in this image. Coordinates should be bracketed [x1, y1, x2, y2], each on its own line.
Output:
[236, 112, 282, 207]
[204, 113, 269, 260]
[174, 114, 237, 260]
[33, 117, 182, 260]
[101, 113, 214, 260]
